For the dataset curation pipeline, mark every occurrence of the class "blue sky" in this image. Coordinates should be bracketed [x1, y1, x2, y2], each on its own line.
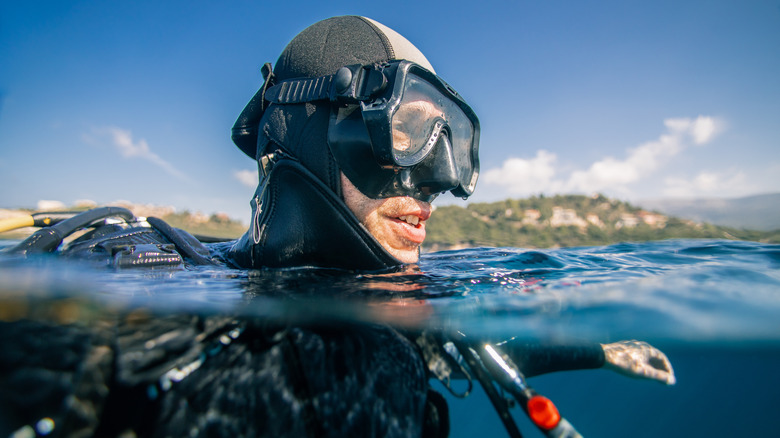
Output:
[2, 0, 778, 220]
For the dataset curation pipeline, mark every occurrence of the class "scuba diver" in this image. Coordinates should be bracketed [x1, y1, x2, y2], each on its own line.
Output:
[220, 15, 470, 270]
[1, 16, 674, 438]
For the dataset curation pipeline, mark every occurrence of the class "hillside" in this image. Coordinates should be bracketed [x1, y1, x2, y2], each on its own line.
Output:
[424, 194, 780, 250]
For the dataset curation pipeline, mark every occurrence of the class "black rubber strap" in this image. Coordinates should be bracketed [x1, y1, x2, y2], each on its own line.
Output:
[264, 75, 334, 104]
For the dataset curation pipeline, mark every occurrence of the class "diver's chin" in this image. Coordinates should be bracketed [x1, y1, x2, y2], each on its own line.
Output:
[387, 244, 421, 264]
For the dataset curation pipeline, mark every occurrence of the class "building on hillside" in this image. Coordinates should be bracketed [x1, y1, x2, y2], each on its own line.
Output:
[112, 201, 176, 219]
[615, 213, 639, 229]
[550, 207, 588, 228]
[189, 211, 210, 224]
[638, 211, 667, 228]
[213, 212, 232, 223]
[586, 213, 605, 229]
[522, 209, 541, 226]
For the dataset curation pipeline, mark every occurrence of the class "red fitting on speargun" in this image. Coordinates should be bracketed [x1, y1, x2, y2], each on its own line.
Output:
[527, 395, 561, 430]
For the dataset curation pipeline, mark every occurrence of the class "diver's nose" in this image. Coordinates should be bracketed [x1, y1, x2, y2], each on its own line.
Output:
[408, 134, 459, 195]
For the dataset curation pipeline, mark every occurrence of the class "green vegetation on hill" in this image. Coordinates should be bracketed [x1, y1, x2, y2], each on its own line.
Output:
[424, 194, 780, 250]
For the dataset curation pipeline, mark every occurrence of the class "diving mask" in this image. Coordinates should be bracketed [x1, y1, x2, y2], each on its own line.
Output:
[263, 60, 480, 202]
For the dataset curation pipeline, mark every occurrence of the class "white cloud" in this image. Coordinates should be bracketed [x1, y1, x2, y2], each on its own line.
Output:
[89, 126, 190, 182]
[482, 150, 559, 195]
[690, 116, 719, 145]
[483, 116, 725, 197]
[664, 115, 721, 145]
[233, 169, 258, 188]
[564, 116, 721, 193]
[663, 170, 755, 198]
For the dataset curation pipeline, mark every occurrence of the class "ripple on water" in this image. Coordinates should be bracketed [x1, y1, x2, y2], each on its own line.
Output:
[1, 239, 779, 344]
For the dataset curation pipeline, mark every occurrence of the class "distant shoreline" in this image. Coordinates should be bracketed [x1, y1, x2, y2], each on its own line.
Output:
[3, 194, 779, 248]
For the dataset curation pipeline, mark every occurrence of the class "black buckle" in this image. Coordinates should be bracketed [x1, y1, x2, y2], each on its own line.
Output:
[331, 64, 388, 103]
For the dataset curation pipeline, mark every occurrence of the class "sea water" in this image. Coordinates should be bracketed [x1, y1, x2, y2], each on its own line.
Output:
[1, 238, 779, 437]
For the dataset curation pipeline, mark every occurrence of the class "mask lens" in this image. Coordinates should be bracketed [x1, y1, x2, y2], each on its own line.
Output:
[390, 74, 477, 194]
[392, 96, 444, 161]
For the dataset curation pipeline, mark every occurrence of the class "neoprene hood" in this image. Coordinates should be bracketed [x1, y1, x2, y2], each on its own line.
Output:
[227, 16, 469, 271]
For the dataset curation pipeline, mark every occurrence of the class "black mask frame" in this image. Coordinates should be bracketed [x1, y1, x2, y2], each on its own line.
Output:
[260, 60, 480, 202]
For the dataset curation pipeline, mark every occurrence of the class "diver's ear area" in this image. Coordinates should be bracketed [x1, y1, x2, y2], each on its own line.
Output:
[228, 159, 401, 271]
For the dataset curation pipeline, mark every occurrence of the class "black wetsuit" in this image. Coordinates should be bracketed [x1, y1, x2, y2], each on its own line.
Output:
[0, 219, 605, 438]
[0, 316, 432, 438]
[1, 221, 439, 437]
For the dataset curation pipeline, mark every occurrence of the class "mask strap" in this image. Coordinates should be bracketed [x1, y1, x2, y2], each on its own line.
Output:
[265, 75, 335, 104]
[264, 64, 389, 105]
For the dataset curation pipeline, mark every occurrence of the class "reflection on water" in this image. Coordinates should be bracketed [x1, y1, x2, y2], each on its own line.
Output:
[1, 239, 779, 437]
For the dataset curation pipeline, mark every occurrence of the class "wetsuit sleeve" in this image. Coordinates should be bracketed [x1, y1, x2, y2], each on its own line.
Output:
[502, 340, 606, 378]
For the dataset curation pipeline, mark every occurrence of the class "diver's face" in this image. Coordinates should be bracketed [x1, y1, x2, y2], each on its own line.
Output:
[341, 173, 432, 264]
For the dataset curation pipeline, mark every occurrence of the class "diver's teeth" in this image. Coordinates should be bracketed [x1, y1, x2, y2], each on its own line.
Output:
[409, 216, 419, 226]
[398, 215, 420, 226]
